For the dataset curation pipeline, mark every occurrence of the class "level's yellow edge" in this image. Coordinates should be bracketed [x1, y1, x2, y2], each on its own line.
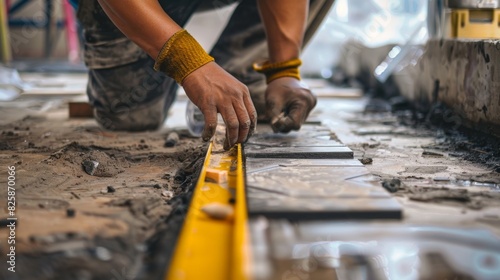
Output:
[167, 143, 251, 280]
[233, 144, 252, 280]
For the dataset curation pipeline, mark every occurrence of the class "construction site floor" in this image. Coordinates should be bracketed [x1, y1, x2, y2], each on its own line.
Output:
[1, 88, 499, 279]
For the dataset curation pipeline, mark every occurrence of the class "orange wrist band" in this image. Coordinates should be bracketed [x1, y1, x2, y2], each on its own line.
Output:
[253, 58, 302, 84]
[154, 29, 214, 84]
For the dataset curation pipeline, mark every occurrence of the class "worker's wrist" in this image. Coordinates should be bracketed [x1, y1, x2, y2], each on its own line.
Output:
[154, 29, 214, 84]
[253, 58, 302, 84]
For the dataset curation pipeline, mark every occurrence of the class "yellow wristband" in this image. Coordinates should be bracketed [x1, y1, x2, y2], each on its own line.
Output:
[154, 29, 214, 84]
[253, 58, 302, 84]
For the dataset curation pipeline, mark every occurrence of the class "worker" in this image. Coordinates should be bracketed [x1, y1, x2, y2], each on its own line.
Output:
[74, 0, 333, 149]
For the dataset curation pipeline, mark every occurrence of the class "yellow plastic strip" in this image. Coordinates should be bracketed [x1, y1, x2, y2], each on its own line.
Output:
[167, 143, 251, 280]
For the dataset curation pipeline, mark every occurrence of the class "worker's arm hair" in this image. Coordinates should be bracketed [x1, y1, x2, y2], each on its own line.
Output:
[257, 0, 308, 63]
[97, 0, 182, 58]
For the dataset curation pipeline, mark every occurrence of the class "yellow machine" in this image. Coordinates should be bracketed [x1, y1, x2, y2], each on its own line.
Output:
[446, 0, 500, 39]
[451, 9, 500, 38]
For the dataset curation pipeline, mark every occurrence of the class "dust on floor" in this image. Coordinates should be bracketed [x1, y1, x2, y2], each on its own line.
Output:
[317, 98, 500, 236]
[2, 96, 500, 279]
[0, 111, 206, 280]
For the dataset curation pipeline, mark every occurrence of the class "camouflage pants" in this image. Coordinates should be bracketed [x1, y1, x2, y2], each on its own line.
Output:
[76, 0, 334, 131]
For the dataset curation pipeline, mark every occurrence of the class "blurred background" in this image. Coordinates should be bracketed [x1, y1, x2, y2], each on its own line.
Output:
[1, 0, 82, 67]
[0, 0, 430, 73]
[0, 0, 435, 109]
[2, 2, 500, 280]
[2, 0, 499, 133]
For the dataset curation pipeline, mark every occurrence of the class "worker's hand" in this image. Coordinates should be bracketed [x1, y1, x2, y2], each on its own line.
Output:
[182, 62, 257, 150]
[265, 77, 316, 133]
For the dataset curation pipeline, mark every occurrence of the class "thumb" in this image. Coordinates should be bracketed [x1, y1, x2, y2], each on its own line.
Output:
[266, 93, 286, 125]
[271, 100, 306, 133]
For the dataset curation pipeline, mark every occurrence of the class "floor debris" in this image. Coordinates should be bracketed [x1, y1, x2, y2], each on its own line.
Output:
[1, 93, 499, 279]
[201, 203, 234, 220]
[0, 114, 206, 279]
[66, 208, 76, 218]
[164, 131, 179, 147]
[162, 190, 174, 199]
[381, 178, 401, 193]
[82, 159, 99, 176]
[359, 157, 373, 165]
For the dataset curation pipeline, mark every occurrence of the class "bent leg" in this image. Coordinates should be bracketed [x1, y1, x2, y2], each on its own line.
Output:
[87, 57, 176, 131]
[77, 0, 202, 131]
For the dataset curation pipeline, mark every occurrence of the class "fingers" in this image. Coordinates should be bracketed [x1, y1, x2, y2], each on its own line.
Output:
[271, 104, 303, 133]
[201, 105, 218, 142]
[182, 62, 256, 146]
[201, 90, 255, 149]
[219, 105, 240, 150]
[222, 88, 255, 149]
[271, 98, 314, 133]
[266, 93, 286, 130]
[233, 100, 251, 145]
[243, 92, 257, 141]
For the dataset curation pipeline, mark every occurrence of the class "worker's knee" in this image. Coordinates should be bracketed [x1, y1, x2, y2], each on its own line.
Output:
[86, 56, 177, 132]
[94, 100, 166, 131]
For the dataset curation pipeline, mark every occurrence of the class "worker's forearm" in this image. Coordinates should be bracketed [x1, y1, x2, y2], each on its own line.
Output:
[257, 0, 308, 63]
[97, 0, 181, 58]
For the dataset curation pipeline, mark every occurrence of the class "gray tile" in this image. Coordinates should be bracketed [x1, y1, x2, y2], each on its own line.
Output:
[247, 137, 343, 150]
[244, 124, 400, 220]
[246, 134, 344, 148]
[250, 124, 341, 148]
[246, 124, 350, 158]
[255, 124, 331, 134]
[246, 166, 402, 220]
[245, 158, 364, 174]
[245, 146, 353, 159]
[247, 166, 387, 198]
[248, 192, 402, 220]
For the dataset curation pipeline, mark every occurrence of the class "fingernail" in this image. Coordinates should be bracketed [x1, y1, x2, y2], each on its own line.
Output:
[202, 131, 210, 142]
